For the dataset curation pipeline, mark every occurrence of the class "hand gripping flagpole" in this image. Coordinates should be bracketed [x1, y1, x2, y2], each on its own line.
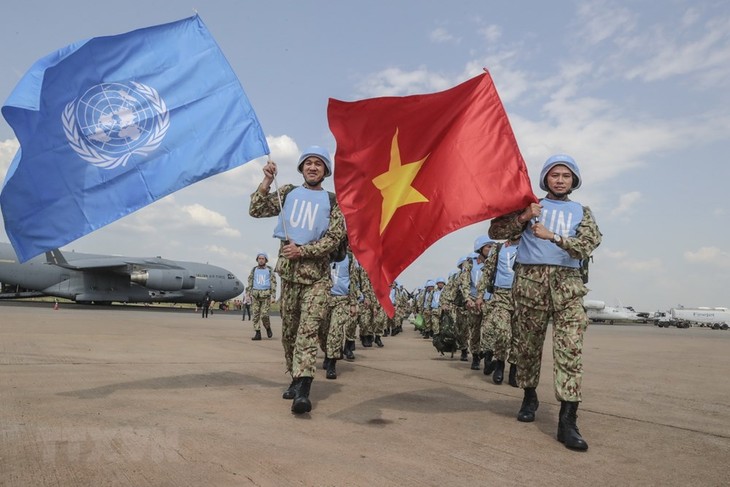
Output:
[269, 156, 290, 244]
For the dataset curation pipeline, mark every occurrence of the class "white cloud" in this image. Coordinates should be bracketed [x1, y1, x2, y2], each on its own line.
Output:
[355, 67, 453, 97]
[574, 0, 637, 46]
[478, 25, 502, 43]
[430, 27, 459, 44]
[620, 258, 663, 272]
[602, 249, 627, 259]
[624, 16, 730, 85]
[0, 138, 19, 175]
[610, 191, 641, 218]
[685, 246, 730, 268]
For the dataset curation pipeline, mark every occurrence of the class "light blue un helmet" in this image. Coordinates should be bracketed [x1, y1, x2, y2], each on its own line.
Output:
[298, 146, 333, 177]
[474, 235, 494, 253]
[256, 252, 268, 262]
[539, 154, 582, 192]
[436, 277, 446, 284]
[425, 280, 436, 288]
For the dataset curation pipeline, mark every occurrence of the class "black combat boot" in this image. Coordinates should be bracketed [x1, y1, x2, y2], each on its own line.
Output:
[364, 335, 374, 347]
[508, 363, 518, 388]
[343, 340, 355, 360]
[282, 378, 299, 400]
[517, 387, 539, 422]
[264, 325, 273, 338]
[326, 359, 337, 380]
[360, 335, 367, 347]
[492, 360, 505, 384]
[460, 349, 468, 362]
[323, 357, 331, 370]
[470, 352, 481, 370]
[291, 377, 313, 414]
[374, 335, 384, 347]
[251, 330, 262, 341]
[483, 350, 496, 375]
[384, 327, 390, 337]
[558, 401, 588, 451]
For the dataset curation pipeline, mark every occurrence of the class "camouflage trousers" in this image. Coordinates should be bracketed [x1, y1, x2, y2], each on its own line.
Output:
[430, 308, 441, 335]
[358, 303, 374, 336]
[345, 304, 358, 341]
[454, 307, 469, 350]
[250, 289, 272, 331]
[465, 305, 483, 354]
[512, 265, 589, 402]
[479, 288, 515, 363]
[422, 309, 433, 334]
[320, 295, 354, 359]
[373, 305, 388, 336]
[280, 278, 330, 379]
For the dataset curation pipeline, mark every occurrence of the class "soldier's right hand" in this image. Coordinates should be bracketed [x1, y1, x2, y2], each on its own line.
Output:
[263, 160, 277, 180]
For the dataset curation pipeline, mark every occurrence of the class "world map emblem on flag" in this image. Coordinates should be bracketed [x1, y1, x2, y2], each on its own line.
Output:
[62, 81, 170, 170]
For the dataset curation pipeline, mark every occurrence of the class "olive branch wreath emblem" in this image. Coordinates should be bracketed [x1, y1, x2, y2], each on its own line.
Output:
[62, 81, 170, 170]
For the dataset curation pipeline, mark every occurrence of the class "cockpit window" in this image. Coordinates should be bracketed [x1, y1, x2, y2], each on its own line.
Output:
[227, 274, 235, 279]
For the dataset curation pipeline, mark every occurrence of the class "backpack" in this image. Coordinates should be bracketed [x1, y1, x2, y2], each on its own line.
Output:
[432, 311, 459, 356]
[280, 184, 347, 262]
[485, 242, 504, 294]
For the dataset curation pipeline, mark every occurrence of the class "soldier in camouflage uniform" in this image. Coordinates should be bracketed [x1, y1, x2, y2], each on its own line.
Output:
[249, 146, 346, 415]
[322, 244, 358, 379]
[489, 154, 601, 450]
[246, 252, 277, 340]
[476, 237, 520, 386]
[459, 237, 494, 370]
[421, 280, 435, 339]
[357, 264, 377, 347]
[393, 283, 410, 335]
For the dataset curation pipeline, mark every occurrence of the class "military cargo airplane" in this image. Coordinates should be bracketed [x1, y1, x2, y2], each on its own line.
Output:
[0, 242, 242, 305]
[584, 299, 645, 324]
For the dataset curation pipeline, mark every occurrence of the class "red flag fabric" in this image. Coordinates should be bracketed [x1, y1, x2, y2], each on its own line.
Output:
[327, 72, 536, 316]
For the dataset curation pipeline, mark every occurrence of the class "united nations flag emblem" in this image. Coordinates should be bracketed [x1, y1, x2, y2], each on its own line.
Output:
[62, 81, 170, 169]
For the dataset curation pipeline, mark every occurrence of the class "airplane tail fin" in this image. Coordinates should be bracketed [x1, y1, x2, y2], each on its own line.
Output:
[45, 249, 68, 266]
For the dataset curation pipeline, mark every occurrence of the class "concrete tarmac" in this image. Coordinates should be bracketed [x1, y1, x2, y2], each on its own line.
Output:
[1, 302, 728, 486]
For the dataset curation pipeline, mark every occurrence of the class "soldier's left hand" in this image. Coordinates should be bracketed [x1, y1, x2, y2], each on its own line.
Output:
[531, 222, 552, 240]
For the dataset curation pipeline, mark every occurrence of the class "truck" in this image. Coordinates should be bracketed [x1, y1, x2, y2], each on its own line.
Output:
[653, 307, 730, 330]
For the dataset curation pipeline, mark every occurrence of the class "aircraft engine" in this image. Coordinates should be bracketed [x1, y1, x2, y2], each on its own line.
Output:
[131, 269, 195, 291]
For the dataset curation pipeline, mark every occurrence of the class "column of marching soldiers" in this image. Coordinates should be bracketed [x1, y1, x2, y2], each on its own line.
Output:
[314, 234, 517, 386]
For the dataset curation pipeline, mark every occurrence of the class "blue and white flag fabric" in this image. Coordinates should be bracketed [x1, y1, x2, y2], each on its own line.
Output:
[1, 15, 269, 262]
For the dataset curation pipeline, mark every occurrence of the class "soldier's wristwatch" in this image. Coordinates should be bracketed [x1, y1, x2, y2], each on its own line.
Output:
[552, 233, 562, 243]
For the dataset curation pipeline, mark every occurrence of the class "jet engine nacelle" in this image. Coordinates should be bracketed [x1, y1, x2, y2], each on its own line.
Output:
[583, 300, 606, 310]
[131, 269, 195, 291]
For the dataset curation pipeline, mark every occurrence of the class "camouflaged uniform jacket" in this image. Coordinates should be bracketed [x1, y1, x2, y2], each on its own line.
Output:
[249, 183, 346, 286]
[488, 206, 601, 262]
[246, 265, 277, 297]
[488, 205, 602, 310]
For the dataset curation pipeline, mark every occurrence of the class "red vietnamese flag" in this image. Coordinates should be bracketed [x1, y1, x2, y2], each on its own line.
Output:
[327, 71, 536, 316]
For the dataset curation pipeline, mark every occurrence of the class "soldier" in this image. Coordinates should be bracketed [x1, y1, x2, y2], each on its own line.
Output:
[489, 154, 601, 450]
[430, 277, 446, 336]
[322, 240, 358, 379]
[460, 238, 494, 370]
[249, 146, 346, 415]
[357, 264, 377, 347]
[421, 280, 435, 339]
[246, 252, 277, 340]
[477, 236, 520, 386]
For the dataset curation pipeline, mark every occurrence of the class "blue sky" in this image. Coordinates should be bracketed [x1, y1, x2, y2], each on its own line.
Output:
[1, 0, 728, 312]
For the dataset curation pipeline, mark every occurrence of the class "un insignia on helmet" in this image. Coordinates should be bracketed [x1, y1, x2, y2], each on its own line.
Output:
[62, 81, 170, 170]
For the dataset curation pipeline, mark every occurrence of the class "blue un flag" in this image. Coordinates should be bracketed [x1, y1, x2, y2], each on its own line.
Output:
[1, 16, 269, 262]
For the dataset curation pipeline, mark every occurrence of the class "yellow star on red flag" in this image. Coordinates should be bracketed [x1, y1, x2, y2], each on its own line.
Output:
[372, 129, 429, 234]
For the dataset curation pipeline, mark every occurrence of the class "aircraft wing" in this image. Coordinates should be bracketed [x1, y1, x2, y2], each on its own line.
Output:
[46, 249, 185, 272]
